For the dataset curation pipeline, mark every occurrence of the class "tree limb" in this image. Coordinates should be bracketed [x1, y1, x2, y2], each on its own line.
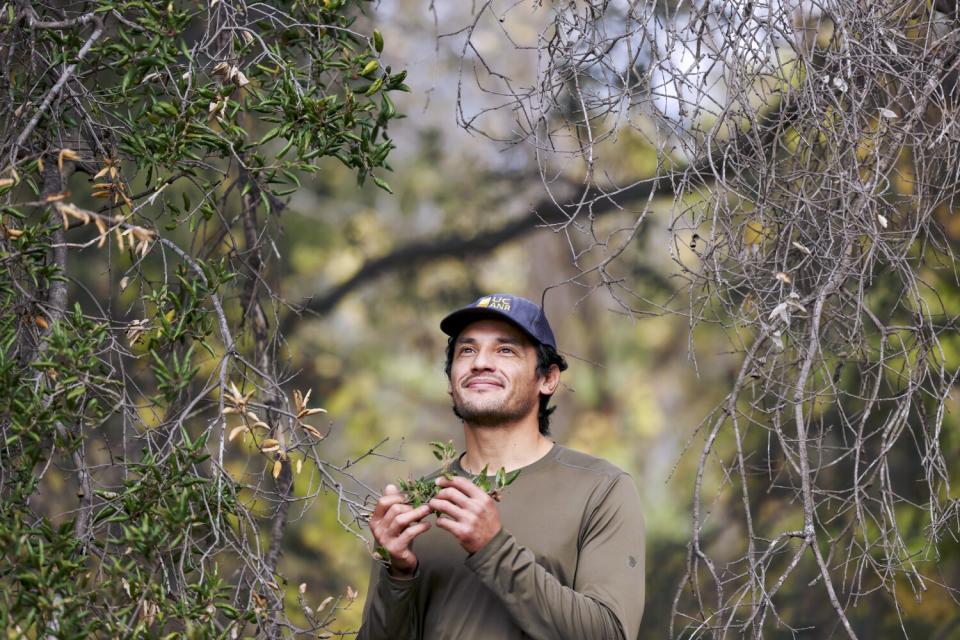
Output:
[298, 173, 685, 316]
[7, 18, 103, 170]
[240, 178, 291, 638]
[298, 98, 796, 317]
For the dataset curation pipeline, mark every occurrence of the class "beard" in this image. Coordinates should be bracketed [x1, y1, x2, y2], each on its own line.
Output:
[450, 385, 539, 427]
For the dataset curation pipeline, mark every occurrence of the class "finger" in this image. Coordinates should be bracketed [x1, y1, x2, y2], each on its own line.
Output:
[384, 484, 400, 495]
[433, 514, 467, 538]
[433, 487, 472, 509]
[373, 494, 409, 520]
[376, 489, 407, 508]
[438, 474, 487, 499]
[394, 504, 432, 528]
[395, 520, 431, 547]
[375, 503, 411, 536]
[384, 521, 431, 565]
[383, 503, 415, 533]
[429, 497, 470, 522]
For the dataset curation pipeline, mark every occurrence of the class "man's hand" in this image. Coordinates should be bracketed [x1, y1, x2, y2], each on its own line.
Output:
[428, 475, 501, 554]
[370, 484, 432, 577]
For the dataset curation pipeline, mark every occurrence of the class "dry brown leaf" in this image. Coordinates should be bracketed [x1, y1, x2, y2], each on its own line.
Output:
[228, 425, 248, 442]
[346, 585, 358, 601]
[58, 148, 80, 170]
[142, 600, 159, 626]
[260, 438, 280, 452]
[4, 227, 23, 238]
[125, 319, 149, 344]
[272, 459, 282, 479]
[34, 315, 49, 330]
[95, 220, 108, 248]
[300, 423, 325, 440]
[317, 595, 334, 613]
[295, 458, 303, 474]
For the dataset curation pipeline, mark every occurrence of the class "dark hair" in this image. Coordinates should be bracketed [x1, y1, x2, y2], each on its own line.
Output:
[444, 335, 568, 435]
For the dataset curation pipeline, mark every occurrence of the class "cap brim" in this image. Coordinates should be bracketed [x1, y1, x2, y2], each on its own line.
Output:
[440, 308, 540, 344]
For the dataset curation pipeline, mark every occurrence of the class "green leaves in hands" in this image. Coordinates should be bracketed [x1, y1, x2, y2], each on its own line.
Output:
[397, 442, 522, 508]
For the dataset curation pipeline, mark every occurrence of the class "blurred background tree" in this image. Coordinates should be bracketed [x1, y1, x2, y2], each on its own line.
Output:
[3, 1, 960, 639]
[345, 1, 960, 638]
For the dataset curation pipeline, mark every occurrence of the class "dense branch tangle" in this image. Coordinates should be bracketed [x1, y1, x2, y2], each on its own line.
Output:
[0, 1, 404, 637]
[453, 1, 960, 637]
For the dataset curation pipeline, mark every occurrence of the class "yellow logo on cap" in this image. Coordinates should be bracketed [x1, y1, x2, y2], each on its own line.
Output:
[476, 296, 511, 311]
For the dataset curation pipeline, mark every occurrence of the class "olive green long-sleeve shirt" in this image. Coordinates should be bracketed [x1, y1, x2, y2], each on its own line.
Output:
[358, 444, 646, 640]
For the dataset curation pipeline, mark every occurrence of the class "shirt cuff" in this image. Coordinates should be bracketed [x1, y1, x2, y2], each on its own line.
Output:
[464, 526, 511, 571]
[381, 562, 420, 586]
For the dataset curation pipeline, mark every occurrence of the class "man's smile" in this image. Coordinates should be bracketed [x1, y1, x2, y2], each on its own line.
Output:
[463, 376, 504, 390]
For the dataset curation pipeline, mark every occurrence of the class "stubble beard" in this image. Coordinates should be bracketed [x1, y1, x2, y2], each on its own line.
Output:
[450, 386, 538, 427]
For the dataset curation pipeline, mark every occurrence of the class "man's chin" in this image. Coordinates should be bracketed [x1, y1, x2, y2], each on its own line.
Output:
[451, 402, 513, 426]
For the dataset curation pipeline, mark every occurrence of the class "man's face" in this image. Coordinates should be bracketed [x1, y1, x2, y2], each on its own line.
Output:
[448, 319, 555, 427]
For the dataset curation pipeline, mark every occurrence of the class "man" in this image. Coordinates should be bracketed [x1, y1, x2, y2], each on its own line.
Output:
[359, 294, 645, 639]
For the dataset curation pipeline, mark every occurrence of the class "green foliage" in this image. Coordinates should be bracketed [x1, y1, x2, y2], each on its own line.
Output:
[398, 441, 522, 508]
[375, 442, 521, 566]
[0, 0, 405, 635]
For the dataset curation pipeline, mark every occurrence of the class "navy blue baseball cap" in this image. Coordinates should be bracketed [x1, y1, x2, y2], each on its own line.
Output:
[440, 294, 559, 351]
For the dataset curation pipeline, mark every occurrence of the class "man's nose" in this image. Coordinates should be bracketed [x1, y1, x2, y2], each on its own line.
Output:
[471, 346, 496, 371]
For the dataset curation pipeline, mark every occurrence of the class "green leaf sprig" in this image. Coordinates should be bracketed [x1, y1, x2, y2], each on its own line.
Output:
[398, 441, 522, 507]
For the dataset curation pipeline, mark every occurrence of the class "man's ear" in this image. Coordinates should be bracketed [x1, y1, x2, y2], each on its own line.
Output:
[538, 364, 560, 395]
[447, 378, 453, 395]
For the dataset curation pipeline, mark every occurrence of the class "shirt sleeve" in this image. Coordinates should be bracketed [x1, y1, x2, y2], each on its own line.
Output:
[357, 561, 421, 640]
[463, 473, 645, 640]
